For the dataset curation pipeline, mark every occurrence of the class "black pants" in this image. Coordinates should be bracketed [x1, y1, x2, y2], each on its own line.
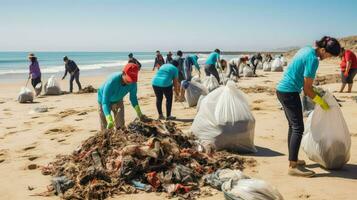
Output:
[277, 91, 304, 162]
[227, 64, 240, 78]
[153, 85, 173, 117]
[204, 64, 220, 83]
[31, 76, 41, 89]
[70, 71, 82, 92]
[252, 62, 258, 74]
[341, 68, 357, 84]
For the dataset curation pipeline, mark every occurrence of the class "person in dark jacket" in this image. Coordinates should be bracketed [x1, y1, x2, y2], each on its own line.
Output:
[153, 50, 165, 71]
[250, 53, 263, 75]
[128, 53, 142, 70]
[166, 52, 173, 64]
[62, 56, 82, 93]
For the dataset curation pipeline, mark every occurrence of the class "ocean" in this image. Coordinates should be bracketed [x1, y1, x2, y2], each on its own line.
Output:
[0, 51, 240, 82]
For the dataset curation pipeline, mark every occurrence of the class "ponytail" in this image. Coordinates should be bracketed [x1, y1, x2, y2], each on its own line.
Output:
[315, 36, 341, 56]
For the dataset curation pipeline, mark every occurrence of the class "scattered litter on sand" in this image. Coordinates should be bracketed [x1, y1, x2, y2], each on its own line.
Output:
[313, 74, 341, 85]
[77, 85, 98, 94]
[239, 86, 276, 95]
[40, 118, 254, 199]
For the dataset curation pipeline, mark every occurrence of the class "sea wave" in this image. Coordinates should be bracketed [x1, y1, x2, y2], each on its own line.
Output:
[0, 59, 154, 75]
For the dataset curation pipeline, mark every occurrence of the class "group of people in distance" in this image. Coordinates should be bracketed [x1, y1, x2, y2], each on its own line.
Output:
[26, 35, 356, 177]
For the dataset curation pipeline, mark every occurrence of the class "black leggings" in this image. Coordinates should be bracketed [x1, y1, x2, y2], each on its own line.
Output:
[153, 85, 173, 117]
[31, 76, 41, 89]
[277, 91, 304, 162]
[204, 64, 220, 83]
[69, 71, 82, 92]
[227, 64, 240, 78]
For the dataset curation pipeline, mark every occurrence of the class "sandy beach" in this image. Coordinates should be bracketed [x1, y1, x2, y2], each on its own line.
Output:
[0, 60, 356, 200]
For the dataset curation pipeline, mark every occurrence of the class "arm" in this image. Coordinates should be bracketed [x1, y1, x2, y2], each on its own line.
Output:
[101, 81, 114, 117]
[344, 61, 352, 77]
[129, 84, 142, 117]
[153, 58, 157, 71]
[173, 78, 180, 96]
[62, 67, 68, 80]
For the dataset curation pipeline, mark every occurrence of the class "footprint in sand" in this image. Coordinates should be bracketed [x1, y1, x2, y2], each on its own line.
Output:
[44, 125, 76, 135]
[2, 108, 10, 111]
[28, 156, 39, 161]
[38, 122, 44, 124]
[57, 139, 66, 143]
[6, 126, 16, 130]
[0, 149, 9, 163]
[75, 118, 83, 121]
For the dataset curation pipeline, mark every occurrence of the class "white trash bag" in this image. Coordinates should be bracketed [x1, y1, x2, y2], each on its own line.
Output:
[222, 178, 284, 200]
[45, 75, 61, 95]
[257, 62, 263, 69]
[196, 95, 206, 111]
[302, 91, 351, 169]
[34, 82, 42, 96]
[203, 75, 219, 92]
[182, 80, 208, 107]
[280, 56, 288, 66]
[191, 75, 201, 83]
[263, 62, 271, 72]
[271, 58, 283, 72]
[243, 66, 254, 77]
[192, 81, 256, 153]
[18, 87, 34, 103]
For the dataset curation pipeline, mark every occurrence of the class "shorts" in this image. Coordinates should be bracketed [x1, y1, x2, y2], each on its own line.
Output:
[341, 68, 357, 84]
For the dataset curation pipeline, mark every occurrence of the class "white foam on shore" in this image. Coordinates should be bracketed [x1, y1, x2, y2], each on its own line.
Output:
[0, 59, 154, 75]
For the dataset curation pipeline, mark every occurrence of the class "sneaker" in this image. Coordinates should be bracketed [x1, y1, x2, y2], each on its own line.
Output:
[166, 116, 176, 120]
[288, 165, 315, 177]
[158, 115, 165, 120]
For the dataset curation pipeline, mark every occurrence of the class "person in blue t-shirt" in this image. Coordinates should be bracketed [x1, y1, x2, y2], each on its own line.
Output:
[276, 36, 341, 177]
[152, 60, 181, 120]
[204, 49, 222, 83]
[97, 63, 144, 130]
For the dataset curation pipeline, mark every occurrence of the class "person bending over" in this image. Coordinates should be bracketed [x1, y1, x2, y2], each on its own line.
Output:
[62, 56, 82, 93]
[339, 48, 357, 93]
[204, 49, 222, 83]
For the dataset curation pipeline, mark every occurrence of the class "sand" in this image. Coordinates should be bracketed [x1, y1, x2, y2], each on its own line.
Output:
[0, 61, 356, 200]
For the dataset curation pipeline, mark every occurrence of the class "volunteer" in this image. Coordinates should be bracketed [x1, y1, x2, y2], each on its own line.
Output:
[28, 53, 42, 94]
[153, 50, 165, 71]
[152, 60, 180, 120]
[250, 53, 263, 75]
[62, 56, 82, 93]
[97, 63, 144, 130]
[128, 53, 142, 69]
[166, 51, 173, 64]
[227, 56, 249, 79]
[204, 49, 222, 83]
[339, 48, 357, 93]
[180, 54, 200, 99]
[276, 36, 341, 177]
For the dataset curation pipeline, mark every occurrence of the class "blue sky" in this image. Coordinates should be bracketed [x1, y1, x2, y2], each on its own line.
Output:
[1, 0, 356, 51]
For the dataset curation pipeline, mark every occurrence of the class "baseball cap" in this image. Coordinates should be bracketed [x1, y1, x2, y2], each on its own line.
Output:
[123, 63, 139, 83]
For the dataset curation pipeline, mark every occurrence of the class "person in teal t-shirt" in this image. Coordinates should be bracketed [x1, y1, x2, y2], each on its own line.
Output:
[276, 36, 341, 177]
[204, 49, 222, 83]
[97, 63, 144, 130]
[152, 61, 180, 120]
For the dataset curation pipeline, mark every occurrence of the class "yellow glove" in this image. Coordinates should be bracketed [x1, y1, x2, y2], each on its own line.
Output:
[106, 115, 114, 129]
[312, 95, 329, 111]
[134, 105, 143, 118]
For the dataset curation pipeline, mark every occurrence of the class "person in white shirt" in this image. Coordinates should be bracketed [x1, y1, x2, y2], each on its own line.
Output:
[227, 56, 249, 79]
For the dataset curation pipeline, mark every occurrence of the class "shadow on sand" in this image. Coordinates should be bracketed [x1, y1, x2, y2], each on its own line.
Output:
[244, 146, 285, 157]
[306, 163, 357, 180]
[172, 118, 194, 123]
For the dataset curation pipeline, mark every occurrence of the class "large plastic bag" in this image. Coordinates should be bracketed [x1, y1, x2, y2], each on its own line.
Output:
[243, 66, 254, 77]
[191, 81, 256, 153]
[257, 62, 263, 69]
[18, 87, 34, 103]
[271, 58, 283, 72]
[191, 75, 201, 83]
[263, 62, 271, 72]
[196, 95, 206, 111]
[222, 178, 284, 200]
[203, 75, 219, 92]
[34, 82, 42, 96]
[301, 91, 351, 169]
[182, 80, 208, 107]
[45, 75, 61, 95]
[204, 169, 249, 190]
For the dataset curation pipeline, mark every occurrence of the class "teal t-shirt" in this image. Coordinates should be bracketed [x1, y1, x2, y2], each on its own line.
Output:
[205, 52, 220, 65]
[276, 46, 319, 93]
[152, 64, 179, 87]
[97, 72, 138, 116]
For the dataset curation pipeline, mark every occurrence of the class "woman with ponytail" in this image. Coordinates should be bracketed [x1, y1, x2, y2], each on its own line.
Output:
[276, 36, 341, 177]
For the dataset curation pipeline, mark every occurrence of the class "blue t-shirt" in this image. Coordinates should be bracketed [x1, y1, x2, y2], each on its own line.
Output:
[205, 52, 220, 65]
[97, 72, 138, 116]
[276, 46, 319, 93]
[152, 64, 179, 87]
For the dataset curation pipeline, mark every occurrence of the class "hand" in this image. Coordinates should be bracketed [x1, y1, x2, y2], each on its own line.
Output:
[313, 95, 329, 111]
[344, 71, 349, 77]
[106, 115, 114, 129]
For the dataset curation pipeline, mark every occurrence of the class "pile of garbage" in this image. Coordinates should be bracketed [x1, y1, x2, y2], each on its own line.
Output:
[313, 74, 341, 85]
[40, 118, 253, 199]
[77, 85, 98, 94]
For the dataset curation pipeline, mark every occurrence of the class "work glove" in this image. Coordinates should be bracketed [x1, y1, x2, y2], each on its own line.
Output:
[312, 95, 329, 111]
[106, 115, 114, 129]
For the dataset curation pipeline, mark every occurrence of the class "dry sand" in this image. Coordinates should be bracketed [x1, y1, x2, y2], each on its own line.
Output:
[0, 61, 356, 200]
